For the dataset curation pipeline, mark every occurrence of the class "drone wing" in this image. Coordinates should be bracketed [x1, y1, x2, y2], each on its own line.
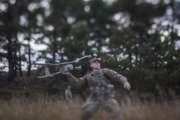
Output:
[35, 55, 91, 66]
[36, 55, 91, 78]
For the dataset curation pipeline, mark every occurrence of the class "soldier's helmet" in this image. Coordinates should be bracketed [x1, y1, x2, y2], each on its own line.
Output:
[89, 57, 101, 64]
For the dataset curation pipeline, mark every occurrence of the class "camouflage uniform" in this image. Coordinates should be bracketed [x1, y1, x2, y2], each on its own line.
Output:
[66, 68, 128, 120]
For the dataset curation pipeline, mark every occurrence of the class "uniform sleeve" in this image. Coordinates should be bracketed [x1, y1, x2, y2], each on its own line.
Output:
[102, 68, 128, 84]
[65, 72, 87, 86]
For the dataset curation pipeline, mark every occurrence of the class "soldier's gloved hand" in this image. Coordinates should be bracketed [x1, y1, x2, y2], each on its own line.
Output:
[124, 82, 131, 91]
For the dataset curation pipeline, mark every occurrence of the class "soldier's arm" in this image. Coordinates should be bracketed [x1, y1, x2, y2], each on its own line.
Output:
[102, 68, 131, 90]
[62, 72, 87, 86]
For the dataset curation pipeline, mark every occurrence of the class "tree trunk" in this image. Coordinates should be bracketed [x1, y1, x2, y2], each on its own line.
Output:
[7, 36, 15, 82]
[27, 39, 31, 76]
[170, 0, 175, 47]
[18, 43, 23, 77]
[52, 32, 57, 63]
[14, 37, 18, 77]
[129, 52, 132, 69]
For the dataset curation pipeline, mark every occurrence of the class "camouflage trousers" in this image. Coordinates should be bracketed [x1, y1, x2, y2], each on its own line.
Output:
[81, 97, 123, 120]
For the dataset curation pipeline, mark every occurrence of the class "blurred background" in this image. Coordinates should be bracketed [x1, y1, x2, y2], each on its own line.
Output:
[0, 0, 180, 100]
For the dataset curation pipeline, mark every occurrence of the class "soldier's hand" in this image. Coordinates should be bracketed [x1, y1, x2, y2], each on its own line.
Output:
[124, 82, 131, 91]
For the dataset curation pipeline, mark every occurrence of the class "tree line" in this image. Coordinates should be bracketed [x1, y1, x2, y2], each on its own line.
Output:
[0, 0, 180, 98]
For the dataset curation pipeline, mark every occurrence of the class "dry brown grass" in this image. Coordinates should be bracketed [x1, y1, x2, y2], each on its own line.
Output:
[0, 97, 180, 120]
[121, 99, 180, 120]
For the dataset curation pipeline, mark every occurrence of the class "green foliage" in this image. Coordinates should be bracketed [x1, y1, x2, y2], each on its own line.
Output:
[0, 0, 180, 99]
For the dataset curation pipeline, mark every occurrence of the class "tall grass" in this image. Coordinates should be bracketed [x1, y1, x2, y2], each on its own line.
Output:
[0, 97, 179, 120]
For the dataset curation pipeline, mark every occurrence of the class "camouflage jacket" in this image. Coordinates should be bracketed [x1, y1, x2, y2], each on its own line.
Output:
[65, 68, 128, 99]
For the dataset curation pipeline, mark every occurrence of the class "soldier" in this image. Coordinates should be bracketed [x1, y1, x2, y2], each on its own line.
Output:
[65, 85, 73, 102]
[62, 58, 131, 120]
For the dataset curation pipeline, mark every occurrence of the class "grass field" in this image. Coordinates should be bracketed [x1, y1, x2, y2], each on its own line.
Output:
[0, 97, 179, 120]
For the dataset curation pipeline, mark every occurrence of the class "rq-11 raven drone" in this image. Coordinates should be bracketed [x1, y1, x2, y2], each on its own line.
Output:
[35, 55, 91, 78]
